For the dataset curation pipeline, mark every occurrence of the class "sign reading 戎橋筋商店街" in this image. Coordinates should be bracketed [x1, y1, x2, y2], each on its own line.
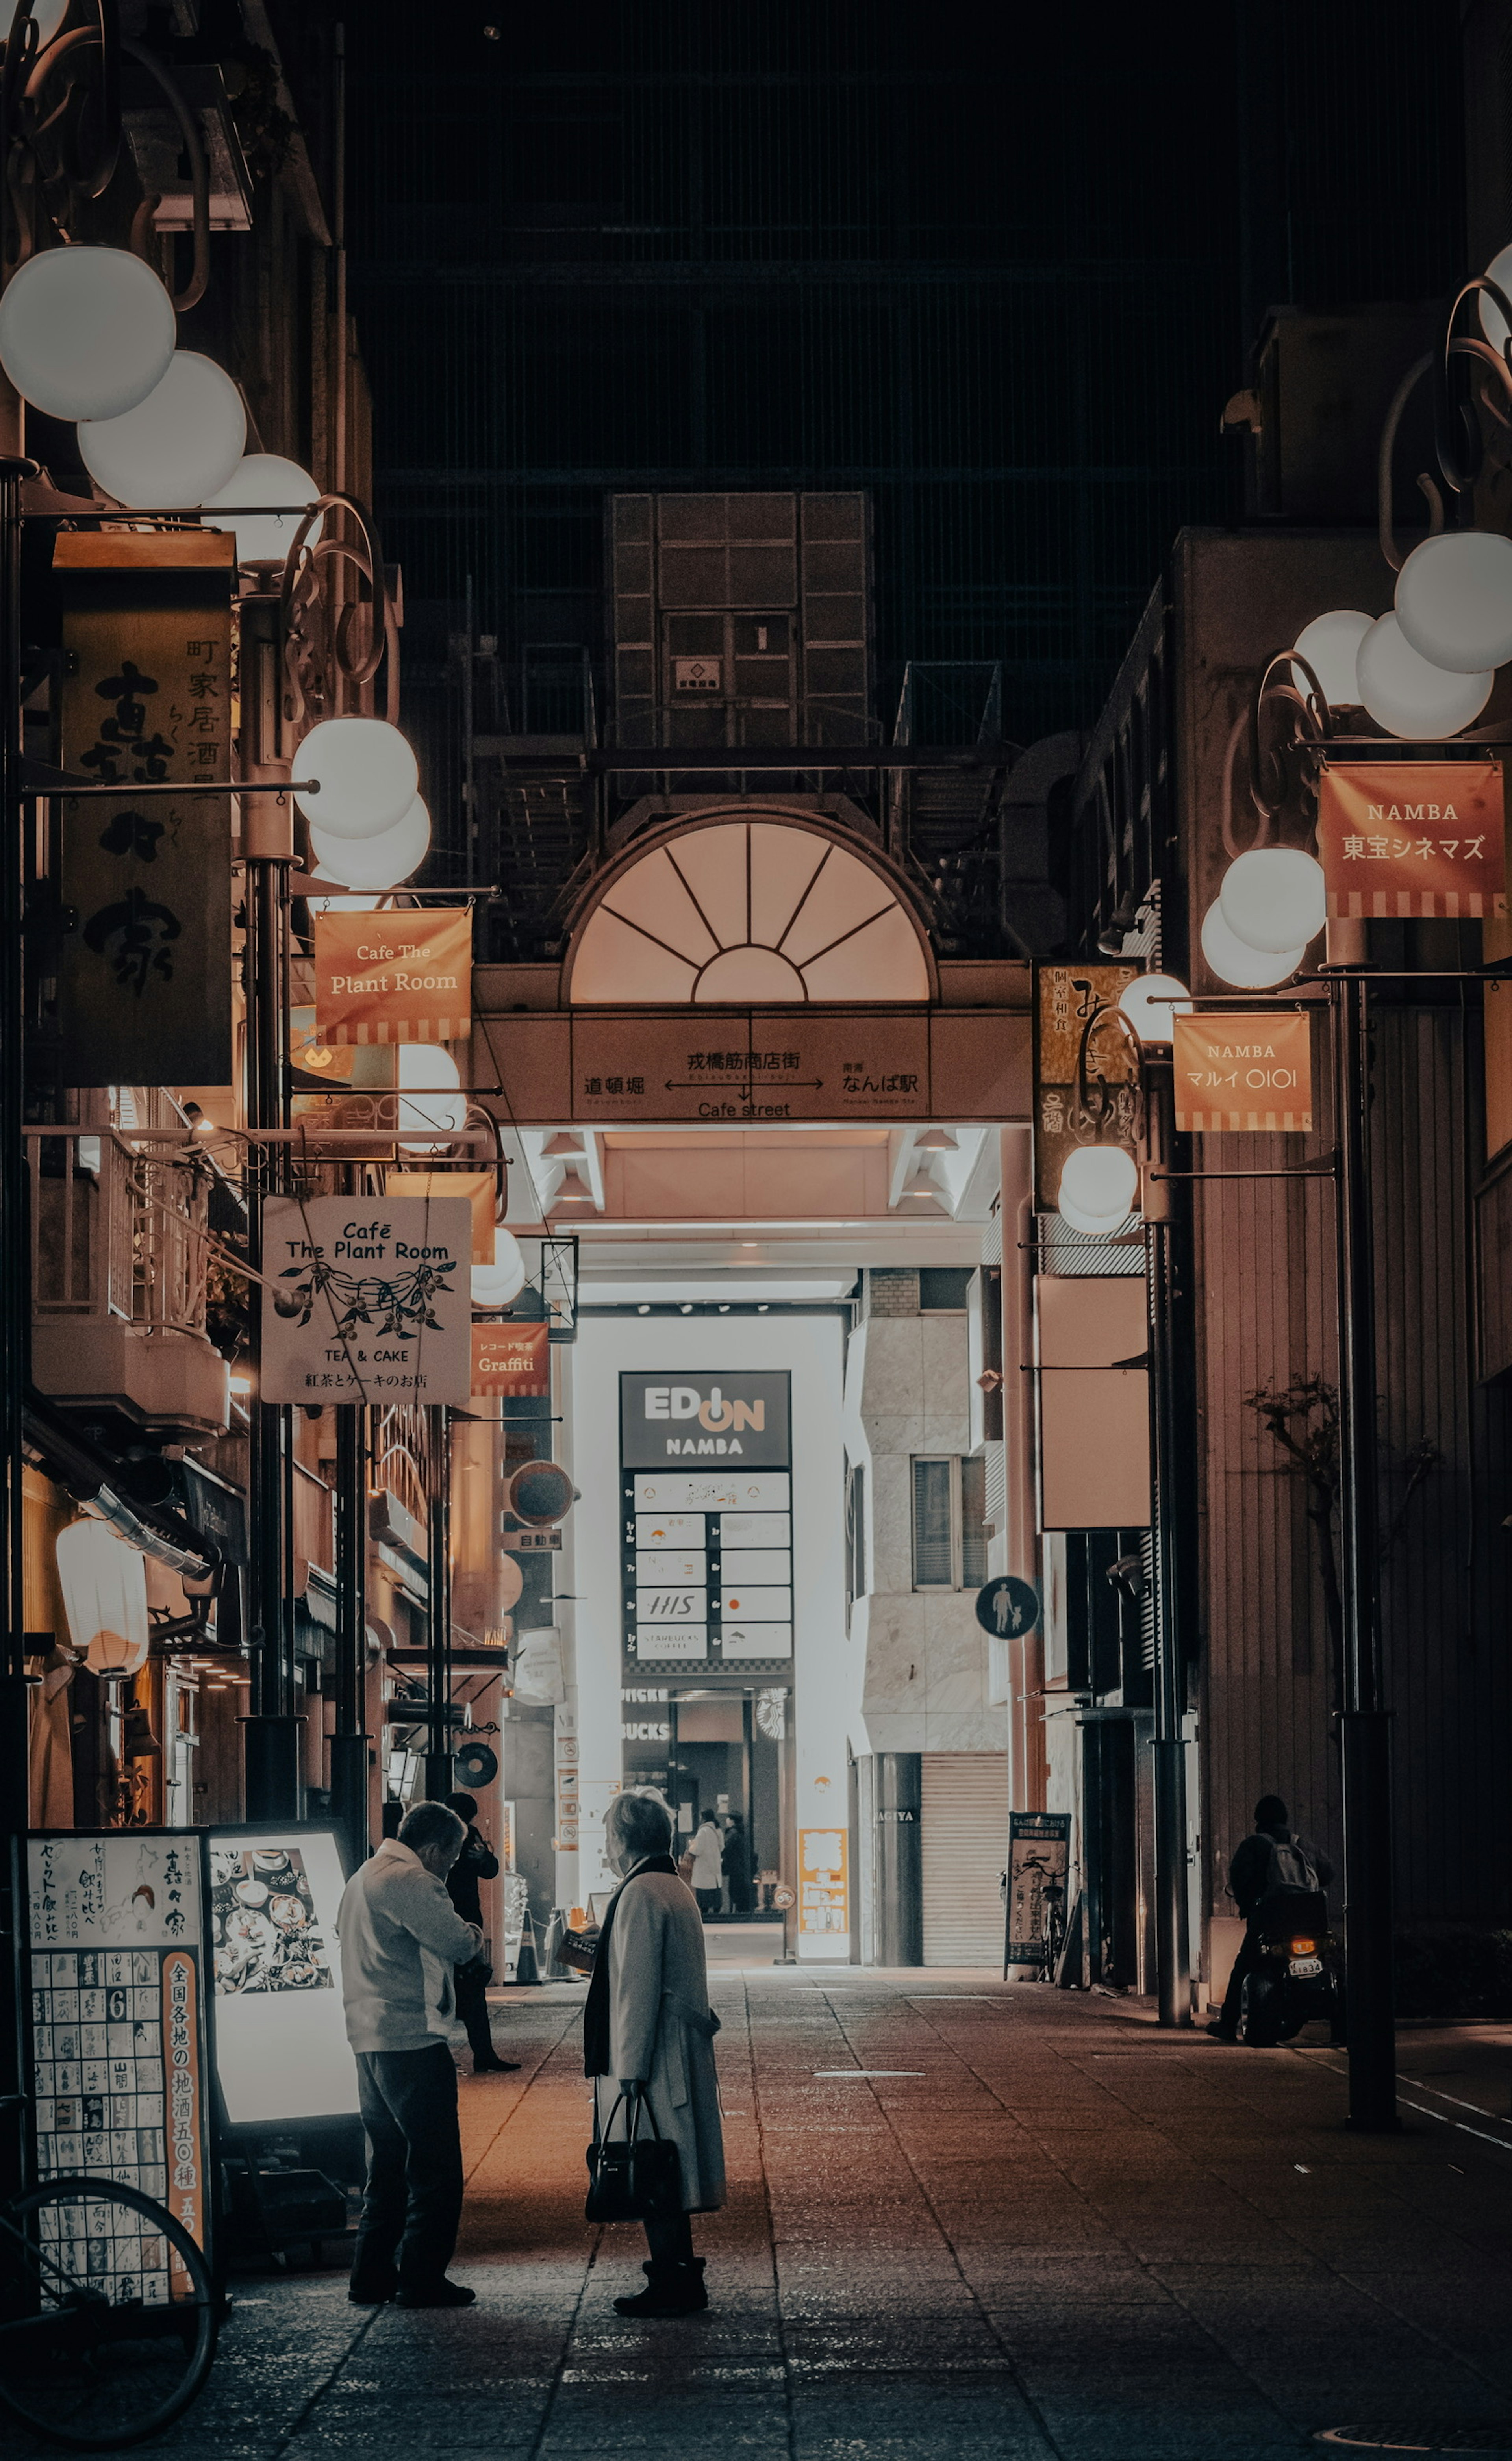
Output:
[312, 909, 472, 1043]
[1172, 1010, 1314, 1133]
[258, 1195, 472, 1405]
[1316, 762, 1506, 920]
[472, 1321, 550, 1399]
[54, 533, 235, 1084]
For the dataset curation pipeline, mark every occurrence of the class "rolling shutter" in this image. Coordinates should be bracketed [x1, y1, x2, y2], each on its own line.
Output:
[920, 1752, 1010, 1966]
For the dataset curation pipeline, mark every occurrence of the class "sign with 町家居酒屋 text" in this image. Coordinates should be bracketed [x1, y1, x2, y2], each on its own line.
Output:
[1316, 763, 1505, 920]
[312, 909, 472, 1045]
[259, 1195, 472, 1405]
[1173, 1009, 1313, 1132]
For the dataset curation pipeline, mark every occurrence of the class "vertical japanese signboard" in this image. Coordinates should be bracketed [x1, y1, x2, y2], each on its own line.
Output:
[1172, 1010, 1314, 1132]
[619, 1372, 793, 1670]
[55, 534, 235, 1084]
[1032, 963, 1140, 1211]
[1316, 762, 1505, 919]
[1005, 1811, 1072, 1969]
[28, 1832, 214, 2270]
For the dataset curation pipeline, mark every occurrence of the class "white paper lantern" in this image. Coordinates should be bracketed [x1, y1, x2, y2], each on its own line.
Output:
[202, 452, 321, 565]
[1200, 900, 1305, 988]
[472, 1227, 527, 1310]
[0, 246, 176, 423]
[78, 350, 246, 508]
[1292, 610, 1372, 709]
[56, 1516, 150, 1679]
[1119, 973, 1191, 1046]
[295, 718, 419, 840]
[1394, 530, 1512, 675]
[29, 4, 74, 41]
[1480, 243, 1512, 354]
[397, 1042, 465, 1151]
[1058, 1144, 1138, 1224]
[1355, 613, 1492, 740]
[1219, 847, 1326, 955]
[1057, 1189, 1127, 1238]
[308, 793, 430, 889]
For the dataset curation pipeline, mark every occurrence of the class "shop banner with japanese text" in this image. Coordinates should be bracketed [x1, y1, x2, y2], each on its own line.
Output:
[472, 1321, 550, 1397]
[312, 908, 471, 1044]
[259, 1195, 472, 1404]
[1032, 963, 1140, 1210]
[1173, 1009, 1314, 1131]
[1317, 762, 1505, 919]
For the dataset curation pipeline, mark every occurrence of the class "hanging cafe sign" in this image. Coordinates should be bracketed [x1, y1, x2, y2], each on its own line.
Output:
[1316, 762, 1506, 919]
[258, 1196, 473, 1406]
[312, 910, 472, 1045]
[1172, 1010, 1314, 1133]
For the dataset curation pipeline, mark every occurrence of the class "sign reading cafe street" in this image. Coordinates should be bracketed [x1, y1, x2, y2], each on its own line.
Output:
[1316, 762, 1506, 918]
[259, 1196, 472, 1405]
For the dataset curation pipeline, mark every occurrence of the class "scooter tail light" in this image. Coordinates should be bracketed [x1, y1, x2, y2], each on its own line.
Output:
[1288, 1938, 1317, 1955]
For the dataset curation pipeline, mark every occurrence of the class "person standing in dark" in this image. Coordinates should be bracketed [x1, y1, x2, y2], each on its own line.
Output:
[1208, 1794, 1333, 2042]
[724, 1811, 755, 1914]
[445, 1790, 518, 2075]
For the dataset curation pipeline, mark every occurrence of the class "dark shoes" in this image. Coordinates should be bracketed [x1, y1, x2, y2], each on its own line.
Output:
[395, 2278, 477, 2309]
[613, 2258, 708, 2318]
[348, 2272, 397, 2306]
[1204, 2021, 1237, 2041]
[472, 2053, 521, 2073]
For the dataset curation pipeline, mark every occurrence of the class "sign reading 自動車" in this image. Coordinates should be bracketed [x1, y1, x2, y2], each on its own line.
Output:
[259, 1195, 472, 1405]
[1172, 1010, 1313, 1132]
[1316, 762, 1506, 919]
[312, 909, 472, 1044]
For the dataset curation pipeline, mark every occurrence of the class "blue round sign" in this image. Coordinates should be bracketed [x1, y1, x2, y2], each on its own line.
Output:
[974, 1575, 1041, 1638]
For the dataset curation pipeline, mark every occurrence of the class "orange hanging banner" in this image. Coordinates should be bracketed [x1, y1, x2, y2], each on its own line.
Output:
[1173, 1009, 1313, 1132]
[1316, 762, 1505, 920]
[312, 909, 472, 1045]
[472, 1322, 550, 1398]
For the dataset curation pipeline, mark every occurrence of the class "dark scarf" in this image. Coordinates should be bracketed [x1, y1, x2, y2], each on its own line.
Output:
[582, 1854, 679, 2077]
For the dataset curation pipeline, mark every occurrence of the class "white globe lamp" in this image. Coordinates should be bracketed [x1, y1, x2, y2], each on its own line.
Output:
[28, 4, 74, 41]
[0, 246, 176, 423]
[1355, 613, 1492, 740]
[1200, 900, 1305, 989]
[1219, 847, 1325, 955]
[397, 1043, 465, 1151]
[1480, 243, 1512, 354]
[1058, 1143, 1138, 1225]
[202, 453, 321, 565]
[295, 717, 419, 839]
[308, 793, 430, 890]
[1057, 1189, 1127, 1238]
[1292, 610, 1372, 709]
[78, 350, 246, 508]
[472, 1227, 527, 1310]
[1119, 973, 1191, 1045]
[1394, 530, 1512, 674]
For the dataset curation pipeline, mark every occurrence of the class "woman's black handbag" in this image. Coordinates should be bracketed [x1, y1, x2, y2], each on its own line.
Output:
[585, 2087, 683, 2223]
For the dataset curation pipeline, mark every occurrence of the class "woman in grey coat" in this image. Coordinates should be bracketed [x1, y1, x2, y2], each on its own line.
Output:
[585, 1790, 725, 2315]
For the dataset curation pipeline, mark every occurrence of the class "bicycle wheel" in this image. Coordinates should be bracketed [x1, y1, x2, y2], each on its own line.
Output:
[0, 2176, 218, 2450]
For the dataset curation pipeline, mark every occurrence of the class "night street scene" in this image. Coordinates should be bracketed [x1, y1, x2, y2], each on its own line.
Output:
[1, 2, 1512, 2456]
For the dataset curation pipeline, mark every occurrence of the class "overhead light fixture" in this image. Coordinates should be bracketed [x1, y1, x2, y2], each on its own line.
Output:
[680, 1303, 693, 1314]
[913, 1127, 958, 1152]
[718, 1304, 730, 1312]
[637, 1303, 650, 1314]
[552, 1165, 595, 1208]
[542, 1132, 582, 1159]
[900, 1168, 942, 1201]
[1097, 890, 1141, 957]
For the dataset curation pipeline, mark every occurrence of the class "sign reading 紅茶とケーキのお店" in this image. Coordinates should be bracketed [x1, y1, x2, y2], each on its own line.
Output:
[259, 1195, 472, 1405]
[1316, 762, 1505, 919]
[313, 909, 472, 1044]
[1172, 1009, 1314, 1132]
[54, 534, 235, 1083]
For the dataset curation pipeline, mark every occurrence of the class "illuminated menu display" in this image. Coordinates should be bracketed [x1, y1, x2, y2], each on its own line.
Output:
[620, 1373, 793, 1668]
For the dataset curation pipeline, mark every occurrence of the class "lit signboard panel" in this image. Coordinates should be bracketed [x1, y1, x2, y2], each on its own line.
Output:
[620, 1373, 793, 1674]
[208, 1827, 359, 2127]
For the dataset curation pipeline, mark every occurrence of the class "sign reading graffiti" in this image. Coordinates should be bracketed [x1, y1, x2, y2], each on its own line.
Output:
[259, 1195, 472, 1405]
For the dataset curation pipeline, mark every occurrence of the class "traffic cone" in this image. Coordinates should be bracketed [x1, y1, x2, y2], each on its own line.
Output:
[515, 1908, 543, 1986]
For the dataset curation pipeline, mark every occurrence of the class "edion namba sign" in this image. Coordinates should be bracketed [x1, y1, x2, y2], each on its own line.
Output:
[619, 1370, 791, 1468]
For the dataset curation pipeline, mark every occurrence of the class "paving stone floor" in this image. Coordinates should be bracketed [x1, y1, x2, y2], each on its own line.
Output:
[29, 1973, 1512, 2459]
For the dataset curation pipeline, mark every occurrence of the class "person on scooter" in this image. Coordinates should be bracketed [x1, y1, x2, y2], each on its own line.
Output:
[1207, 1794, 1333, 2042]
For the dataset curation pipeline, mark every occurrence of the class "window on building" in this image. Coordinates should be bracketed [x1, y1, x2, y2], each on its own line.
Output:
[919, 1266, 972, 1312]
[913, 1454, 991, 1591]
[845, 1461, 868, 1613]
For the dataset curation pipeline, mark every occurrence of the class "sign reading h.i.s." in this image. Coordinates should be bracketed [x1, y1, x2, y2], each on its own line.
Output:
[619, 1370, 791, 1468]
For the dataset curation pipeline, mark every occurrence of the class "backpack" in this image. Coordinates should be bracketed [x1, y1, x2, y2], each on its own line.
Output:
[1264, 1832, 1319, 1894]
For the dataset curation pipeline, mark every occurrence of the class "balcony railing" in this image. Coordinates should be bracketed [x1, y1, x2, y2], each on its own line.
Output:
[30, 1129, 211, 1338]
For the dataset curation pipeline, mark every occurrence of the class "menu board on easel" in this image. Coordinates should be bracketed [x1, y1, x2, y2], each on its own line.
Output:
[27, 1831, 215, 2277]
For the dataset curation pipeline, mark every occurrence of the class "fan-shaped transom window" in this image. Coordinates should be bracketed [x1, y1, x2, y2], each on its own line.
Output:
[568, 819, 932, 1004]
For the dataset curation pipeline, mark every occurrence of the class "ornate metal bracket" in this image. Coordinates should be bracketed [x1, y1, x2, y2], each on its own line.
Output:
[279, 492, 399, 730]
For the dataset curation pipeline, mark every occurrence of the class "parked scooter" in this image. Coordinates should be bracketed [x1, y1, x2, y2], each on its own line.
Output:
[1238, 1888, 1344, 2044]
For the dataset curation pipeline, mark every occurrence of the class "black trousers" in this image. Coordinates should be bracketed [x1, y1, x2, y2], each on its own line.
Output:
[454, 1959, 495, 2064]
[644, 2209, 694, 2266]
[1218, 1925, 1260, 2037]
[351, 2042, 464, 2295]
[694, 1887, 722, 1921]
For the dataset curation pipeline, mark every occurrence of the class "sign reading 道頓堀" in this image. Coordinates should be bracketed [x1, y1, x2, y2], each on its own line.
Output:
[312, 909, 472, 1044]
[1172, 1010, 1314, 1132]
[1316, 762, 1506, 919]
[259, 1195, 472, 1404]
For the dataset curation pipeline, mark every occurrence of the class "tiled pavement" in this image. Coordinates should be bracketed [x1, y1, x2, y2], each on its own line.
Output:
[31, 1974, 1512, 2459]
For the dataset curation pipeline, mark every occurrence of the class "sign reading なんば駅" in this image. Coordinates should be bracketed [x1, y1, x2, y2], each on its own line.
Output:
[1172, 1010, 1314, 1132]
[312, 909, 472, 1044]
[1316, 762, 1505, 919]
[259, 1195, 472, 1404]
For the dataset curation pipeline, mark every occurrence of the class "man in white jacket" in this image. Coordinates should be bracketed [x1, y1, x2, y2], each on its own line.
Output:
[337, 1801, 483, 2309]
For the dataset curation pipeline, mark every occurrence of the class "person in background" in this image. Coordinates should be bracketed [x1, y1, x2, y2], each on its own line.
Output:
[723, 1810, 755, 1915]
[337, 1800, 482, 2309]
[687, 1809, 725, 1921]
[445, 1790, 519, 2075]
[1208, 1793, 1334, 2042]
[585, 1789, 725, 2316]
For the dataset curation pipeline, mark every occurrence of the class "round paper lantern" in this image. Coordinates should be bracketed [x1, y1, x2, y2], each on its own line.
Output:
[202, 452, 321, 565]
[497, 1556, 524, 1615]
[1292, 610, 1372, 709]
[472, 1227, 526, 1310]
[1058, 1144, 1138, 1224]
[295, 718, 419, 839]
[397, 1042, 465, 1151]
[0, 246, 176, 422]
[308, 794, 430, 889]
[1119, 973, 1191, 1046]
[55, 1516, 149, 1679]
[28, 3, 73, 42]
[1355, 613, 1492, 740]
[1480, 243, 1512, 354]
[1057, 1190, 1127, 1238]
[1200, 899, 1305, 988]
[1394, 529, 1512, 675]
[1219, 847, 1326, 955]
[78, 350, 246, 508]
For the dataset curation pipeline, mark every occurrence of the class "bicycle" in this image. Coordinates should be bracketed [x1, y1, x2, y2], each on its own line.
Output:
[0, 2099, 219, 2451]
